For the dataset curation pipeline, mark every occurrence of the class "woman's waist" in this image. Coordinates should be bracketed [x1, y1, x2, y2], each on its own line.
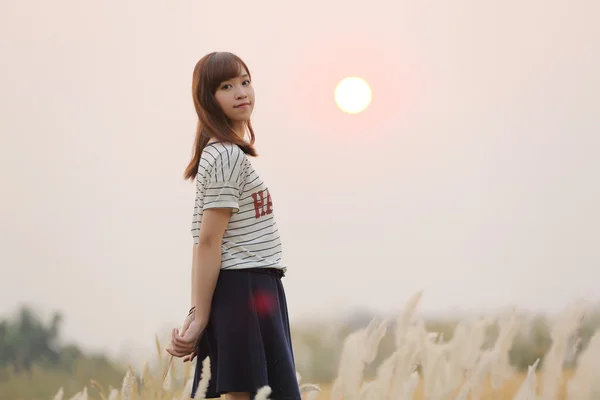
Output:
[220, 266, 286, 278]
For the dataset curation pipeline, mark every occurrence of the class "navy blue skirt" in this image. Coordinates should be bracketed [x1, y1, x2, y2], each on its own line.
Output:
[191, 268, 301, 399]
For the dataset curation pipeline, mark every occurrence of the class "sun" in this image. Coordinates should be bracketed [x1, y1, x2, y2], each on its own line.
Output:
[334, 77, 372, 114]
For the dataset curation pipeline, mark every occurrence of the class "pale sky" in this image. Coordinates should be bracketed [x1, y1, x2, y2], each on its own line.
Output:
[1, 0, 599, 362]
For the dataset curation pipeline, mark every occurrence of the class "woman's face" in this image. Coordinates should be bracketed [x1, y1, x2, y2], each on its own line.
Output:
[214, 67, 255, 122]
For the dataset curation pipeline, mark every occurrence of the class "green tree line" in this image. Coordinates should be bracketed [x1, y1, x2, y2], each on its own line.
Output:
[0, 306, 124, 400]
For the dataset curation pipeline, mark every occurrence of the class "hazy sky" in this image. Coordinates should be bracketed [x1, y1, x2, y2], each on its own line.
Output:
[1, 1, 599, 361]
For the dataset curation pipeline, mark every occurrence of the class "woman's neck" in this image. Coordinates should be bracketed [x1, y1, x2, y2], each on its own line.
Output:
[207, 122, 247, 145]
[232, 121, 247, 140]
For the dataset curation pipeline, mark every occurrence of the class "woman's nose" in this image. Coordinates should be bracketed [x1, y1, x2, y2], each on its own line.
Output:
[235, 88, 248, 99]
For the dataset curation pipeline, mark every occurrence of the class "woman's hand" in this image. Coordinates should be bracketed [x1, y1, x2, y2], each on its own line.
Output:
[179, 312, 198, 362]
[166, 318, 205, 359]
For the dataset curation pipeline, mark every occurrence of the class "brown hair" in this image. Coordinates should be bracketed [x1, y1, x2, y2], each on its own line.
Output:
[183, 52, 257, 181]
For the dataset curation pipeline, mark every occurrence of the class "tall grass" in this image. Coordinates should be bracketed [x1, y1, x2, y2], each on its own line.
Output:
[52, 292, 600, 399]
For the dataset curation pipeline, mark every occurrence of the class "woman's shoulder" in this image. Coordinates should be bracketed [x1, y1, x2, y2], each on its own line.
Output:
[204, 141, 246, 159]
[201, 142, 249, 174]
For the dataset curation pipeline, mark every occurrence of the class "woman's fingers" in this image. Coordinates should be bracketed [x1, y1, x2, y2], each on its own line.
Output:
[170, 335, 195, 355]
[167, 322, 201, 359]
[173, 332, 195, 347]
[167, 337, 195, 357]
[167, 347, 192, 358]
[170, 337, 194, 352]
[183, 351, 197, 363]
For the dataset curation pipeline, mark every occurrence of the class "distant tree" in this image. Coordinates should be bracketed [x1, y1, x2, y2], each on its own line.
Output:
[0, 306, 63, 373]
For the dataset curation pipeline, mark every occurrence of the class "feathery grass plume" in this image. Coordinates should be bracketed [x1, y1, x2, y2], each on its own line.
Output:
[254, 385, 272, 400]
[90, 379, 107, 400]
[121, 369, 136, 400]
[459, 316, 494, 373]
[401, 370, 420, 400]
[420, 331, 457, 399]
[329, 334, 361, 400]
[387, 293, 426, 399]
[306, 391, 320, 400]
[143, 361, 163, 395]
[300, 383, 321, 395]
[295, 371, 315, 396]
[364, 319, 388, 362]
[489, 308, 520, 390]
[439, 340, 464, 393]
[68, 387, 89, 400]
[179, 376, 194, 400]
[107, 389, 119, 400]
[540, 301, 587, 400]
[455, 349, 498, 400]
[439, 315, 496, 396]
[445, 321, 474, 372]
[418, 311, 465, 400]
[330, 319, 388, 400]
[427, 331, 442, 342]
[367, 350, 398, 399]
[513, 358, 540, 400]
[193, 356, 211, 399]
[363, 381, 380, 400]
[296, 370, 322, 398]
[53, 387, 64, 400]
[388, 319, 426, 398]
[418, 331, 444, 398]
[394, 291, 423, 349]
[567, 330, 600, 400]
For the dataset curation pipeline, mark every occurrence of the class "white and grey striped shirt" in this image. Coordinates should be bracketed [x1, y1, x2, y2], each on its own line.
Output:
[191, 142, 285, 272]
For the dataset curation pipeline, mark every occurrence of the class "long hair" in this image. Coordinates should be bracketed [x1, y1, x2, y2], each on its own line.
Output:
[183, 52, 257, 181]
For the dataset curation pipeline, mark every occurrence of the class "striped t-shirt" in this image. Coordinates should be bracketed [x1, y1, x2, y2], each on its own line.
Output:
[191, 142, 285, 272]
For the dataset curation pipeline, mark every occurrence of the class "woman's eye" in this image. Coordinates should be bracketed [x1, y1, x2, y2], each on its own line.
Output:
[242, 80, 251, 86]
[221, 84, 232, 90]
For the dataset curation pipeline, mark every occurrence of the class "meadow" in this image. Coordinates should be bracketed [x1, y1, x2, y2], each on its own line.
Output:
[49, 291, 600, 400]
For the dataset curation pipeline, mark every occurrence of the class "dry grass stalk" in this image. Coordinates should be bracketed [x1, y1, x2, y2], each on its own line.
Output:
[330, 319, 387, 400]
[53, 387, 64, 400]
[513, 358, 540, 400]
[540, 302, 586, 400]
[90, 379, 107, 400]
[566, 330, 600, 400]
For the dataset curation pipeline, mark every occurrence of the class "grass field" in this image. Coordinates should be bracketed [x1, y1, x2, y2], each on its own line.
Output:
[314, 371, 574, 399]
[53, 292, 599, 399]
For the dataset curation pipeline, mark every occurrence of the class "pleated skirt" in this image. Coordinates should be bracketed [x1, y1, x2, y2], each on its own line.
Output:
[191, 268, 301, 399]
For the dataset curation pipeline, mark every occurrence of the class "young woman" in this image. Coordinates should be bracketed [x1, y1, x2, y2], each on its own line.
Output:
[166, 52, 301, 400]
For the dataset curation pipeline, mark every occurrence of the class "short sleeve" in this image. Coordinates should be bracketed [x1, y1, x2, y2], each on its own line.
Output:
[203, 146, 246, 212]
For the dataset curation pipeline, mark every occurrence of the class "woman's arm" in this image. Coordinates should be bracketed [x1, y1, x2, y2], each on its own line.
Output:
[191, 244, 196, 310]
[192, 207, 232, 326]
